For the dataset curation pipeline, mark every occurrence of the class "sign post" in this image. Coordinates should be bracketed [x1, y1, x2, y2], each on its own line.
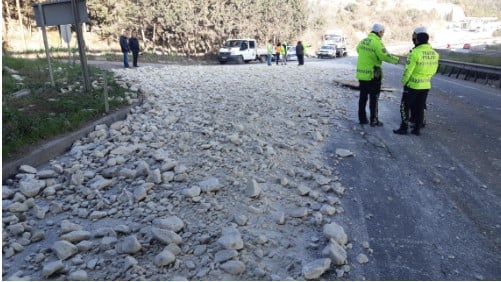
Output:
[60, 24, 72, 63]
[37, 3, 55, 87]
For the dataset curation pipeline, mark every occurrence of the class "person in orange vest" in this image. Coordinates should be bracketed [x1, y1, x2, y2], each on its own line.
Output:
[275, 42, 282, 65]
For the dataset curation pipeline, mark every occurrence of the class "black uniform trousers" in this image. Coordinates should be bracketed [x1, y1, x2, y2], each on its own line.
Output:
[358, 78, 382, 124]
[398, 86, 428, 131]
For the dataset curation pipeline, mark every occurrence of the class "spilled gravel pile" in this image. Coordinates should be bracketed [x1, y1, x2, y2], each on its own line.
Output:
[2, 61, 372, 280]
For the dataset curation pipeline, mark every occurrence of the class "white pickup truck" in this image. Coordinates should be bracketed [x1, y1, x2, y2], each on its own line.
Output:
[218, 38, 268, 64]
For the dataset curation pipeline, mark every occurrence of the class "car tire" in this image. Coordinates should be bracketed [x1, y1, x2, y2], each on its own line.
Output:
[237, 56, 244, 64]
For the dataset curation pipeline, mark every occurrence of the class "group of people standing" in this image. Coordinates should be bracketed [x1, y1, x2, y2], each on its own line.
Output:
[356, 23, 439, 136]
[266, 40, 305, 66]
[119, 30, 141, 68]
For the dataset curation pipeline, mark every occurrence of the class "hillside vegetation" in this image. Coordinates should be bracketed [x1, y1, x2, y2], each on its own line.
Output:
[1, 0, 500, 55]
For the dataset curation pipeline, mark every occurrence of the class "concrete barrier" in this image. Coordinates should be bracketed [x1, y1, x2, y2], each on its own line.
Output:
[2, 106, 131, 183]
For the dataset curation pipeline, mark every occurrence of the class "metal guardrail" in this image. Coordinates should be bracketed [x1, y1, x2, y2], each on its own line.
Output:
[437, 59, 501, 88]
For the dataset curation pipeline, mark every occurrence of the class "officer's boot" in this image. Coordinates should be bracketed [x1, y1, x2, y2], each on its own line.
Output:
[393, 122, 408, 135]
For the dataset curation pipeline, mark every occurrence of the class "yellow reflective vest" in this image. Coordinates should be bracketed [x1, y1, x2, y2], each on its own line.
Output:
[402, 43, 439, 89]
[267, 43, 274, 54]
[356, 33, 399, 81]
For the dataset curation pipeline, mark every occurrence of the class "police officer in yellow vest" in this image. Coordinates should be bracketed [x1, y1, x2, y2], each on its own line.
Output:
[393, 27, 439, 136]
[356, 23, 400, 127]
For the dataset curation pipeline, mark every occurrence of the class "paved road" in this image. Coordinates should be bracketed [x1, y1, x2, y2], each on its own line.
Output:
[315, 56, 500, 280]
[88, 57, 500, 279]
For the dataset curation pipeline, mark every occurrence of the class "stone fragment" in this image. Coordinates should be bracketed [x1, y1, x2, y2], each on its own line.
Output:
[246, 178, 261, 198]
[357, 253, 369, 264]
[214, 249, 238, 263]
[323, 222, 348, 245]
[69, 270, 88, 280]
[52, 240, 78, 260]
[42, 260, 64, 278]
[322, 240, 348, 265]
[335, 148, 354, 158]
[153, 216, 185, 232]
[220, 260, 246, 275]
[154, 249, 176, 267]
[60, 230, 91, 243]
[151, 227, 183, 245]
[19, 179, 45, 197]
[217, 226, 244, 250]
[302, 258, 331, 280]
[116, 235, 142, 254]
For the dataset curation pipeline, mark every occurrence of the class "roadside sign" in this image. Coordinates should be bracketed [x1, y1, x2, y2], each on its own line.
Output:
[61, 24, 72, 43]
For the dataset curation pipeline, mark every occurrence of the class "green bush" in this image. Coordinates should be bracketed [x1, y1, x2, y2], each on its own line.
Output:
[2, 56, 129, 161]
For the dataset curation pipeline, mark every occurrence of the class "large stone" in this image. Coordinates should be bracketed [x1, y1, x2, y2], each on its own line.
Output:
[198, 177, 221, 193]
[60, 230, 91, 243]
[116, 235, 142, 254]
[323, 222, 348, 245]
[153, 216, 185, 232]
[217, 226, 243, 250]
[154, 249, 176, 267]
[246, 178, 261, 198]
[302, 258, 331, 280]
[151, 227, 182, 245]
[220, 260, 246, 275]
[52, 240, 78, 260]
[42, 260, 64, 278]
[322, 240, 347, 265]
[19, 179, 45, 197]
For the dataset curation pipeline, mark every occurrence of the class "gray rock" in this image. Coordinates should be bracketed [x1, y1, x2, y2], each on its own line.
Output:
[116, 235, 142, 254]
[69, 270, 88, 280]
[302, 258, 331, 280]
[217, 226, 243, 250]
[37, 170, 57, 179]
[289, 207, 309, 218]
[357, 253, 369, 264]
[182, 186, 201, 198]
[19, 179, 45, 197]
[89, 176, 112, 190]
[323, 222, 348, 245]
[61, 220, 83, 233]
[214, 249, 238, 263]
[42, 260, 64, 278]
[76, 240, 94, 252]
[199, 177, 221, 192]
[8, 223, 25, 235]
[19, 165, 37, 174]
[152, 227, 183, 245]
[8, 202, 29, 212]
[246, 178, 261, 198]
[220, 260, 246, 275]
[335, 148, 354, 158]
[60, 230, 91, 243]
[322, 240, 347, 265]
[154, 249, 176, 267]
[52, 240, 78, 260]
[153, 216, 185, 232]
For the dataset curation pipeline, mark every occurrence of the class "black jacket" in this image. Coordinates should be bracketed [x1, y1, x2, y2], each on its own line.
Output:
[119, 35, 129, 52]
[129, 37, 140, 52]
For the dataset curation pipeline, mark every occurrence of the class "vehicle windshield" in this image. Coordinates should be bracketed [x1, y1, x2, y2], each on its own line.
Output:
[287, 46, 296, 53]
[324, 35, 342, 42]
[320, 45, 335, 49]
[223, 40, 241, 48]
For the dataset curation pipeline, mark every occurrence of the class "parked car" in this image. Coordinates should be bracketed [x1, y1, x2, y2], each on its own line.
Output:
[217, 38, 267, 64]
[286, 46, 297, 61]
[317, 45, 336, 59]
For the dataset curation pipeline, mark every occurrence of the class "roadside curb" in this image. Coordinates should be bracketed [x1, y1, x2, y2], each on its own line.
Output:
[2, 106, 131, 182]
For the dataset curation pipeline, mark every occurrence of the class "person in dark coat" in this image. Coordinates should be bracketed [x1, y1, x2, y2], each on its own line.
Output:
[296, 41, 304, 65]
[119, 30, 130, 68]
[128, 31, 140, 67]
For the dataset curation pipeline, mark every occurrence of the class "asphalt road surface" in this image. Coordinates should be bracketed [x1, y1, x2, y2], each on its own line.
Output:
[319, 56, 500, 280]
